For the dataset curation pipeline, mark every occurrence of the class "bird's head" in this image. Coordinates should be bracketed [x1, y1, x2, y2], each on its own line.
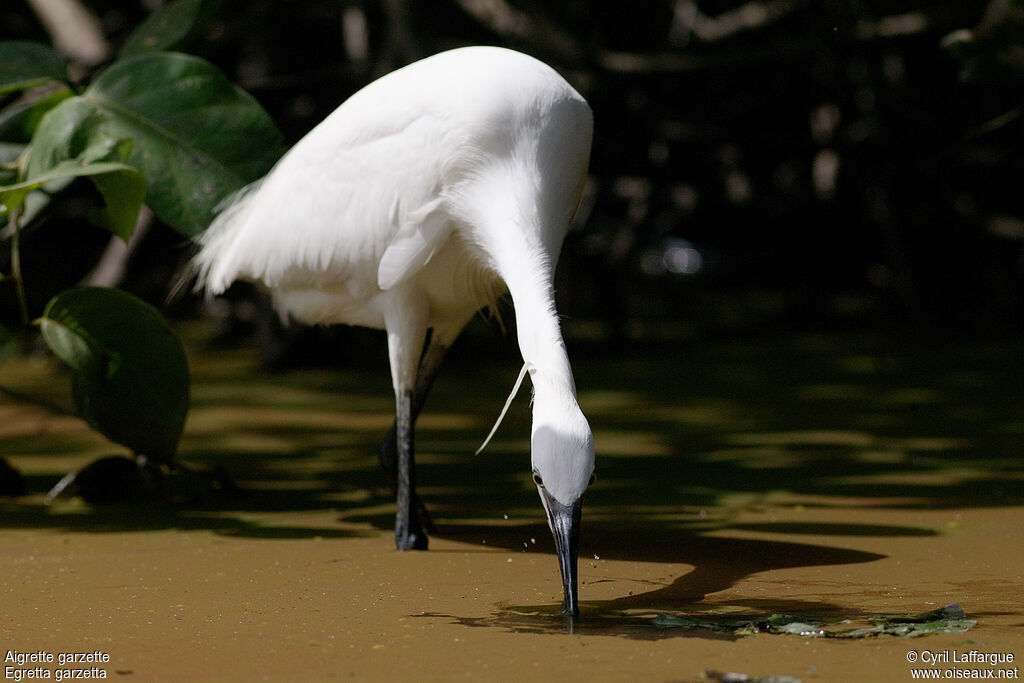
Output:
[530, 378, 595, 618]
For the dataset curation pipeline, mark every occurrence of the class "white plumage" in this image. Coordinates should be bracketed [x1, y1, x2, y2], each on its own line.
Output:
[194, 46, 595, 616]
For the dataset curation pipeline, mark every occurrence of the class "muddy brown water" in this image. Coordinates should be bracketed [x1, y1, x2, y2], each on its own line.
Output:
[2, 329, 1022, 681]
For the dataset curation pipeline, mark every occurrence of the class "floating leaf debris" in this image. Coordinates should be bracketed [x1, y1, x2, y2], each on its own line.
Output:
[654, 602, 975, 639]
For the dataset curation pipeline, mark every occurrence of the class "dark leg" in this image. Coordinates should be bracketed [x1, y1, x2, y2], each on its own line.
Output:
[380, 430, 435, 534]
[379, 339, 451, 535]
[393, 388, 427, 550]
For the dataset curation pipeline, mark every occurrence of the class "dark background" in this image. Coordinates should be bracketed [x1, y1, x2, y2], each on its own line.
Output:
[3, 0, 1023, 355]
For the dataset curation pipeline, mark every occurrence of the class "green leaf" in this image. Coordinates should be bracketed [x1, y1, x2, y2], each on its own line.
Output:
[28, 52, 283, 236]
[120, 0, 222, 57]
[0, 159, 145, 240]
[841, 602, 978, 638]
[0, 86, 74, 143]
[651, 603, 977, 639]
[0, 41, 68, 94]
[40, 287, 190, 462]
[0, 142, 20, 187]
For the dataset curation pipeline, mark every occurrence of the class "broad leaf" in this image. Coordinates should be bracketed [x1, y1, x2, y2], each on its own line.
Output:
[0, 142, 21, 186]
[40, 287, 190, 462]
[0, 86, 74, 143]
[0, 142, 21, 163]
[0, 160, 145, 240]
[0, 141, 72, 227]
[0, 41, 68, 94]
[28, 52, 283, 236]
[120, 0, 222, 57]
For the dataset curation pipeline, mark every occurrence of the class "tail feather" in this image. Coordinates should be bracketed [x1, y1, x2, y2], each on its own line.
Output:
[191, 179, 265, 296]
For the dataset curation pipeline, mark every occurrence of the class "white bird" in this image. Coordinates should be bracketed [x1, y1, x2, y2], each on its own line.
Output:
[193, 46, 595, 616]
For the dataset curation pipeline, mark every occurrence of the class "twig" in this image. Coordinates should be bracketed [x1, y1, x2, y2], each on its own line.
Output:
[453, 0, 533, 38]
[25, 0, 111, 67]
[450, 0, 583, 63]
[8, 205, 29, 328]
[964, 106, 1023, 141]
[687, 0, 803, 43]
[80, 207, 153, 288]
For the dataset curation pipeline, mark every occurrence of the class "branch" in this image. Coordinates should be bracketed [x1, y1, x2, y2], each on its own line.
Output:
[450, 0, 583, 62]
[672, 0, 804, 44]
[602, 8, 935, 74]
[80, 207, 153, 288]
[26, 0, 111, 67]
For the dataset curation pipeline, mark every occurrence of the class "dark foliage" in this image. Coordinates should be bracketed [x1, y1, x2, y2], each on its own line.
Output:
[3, 0, 1021, 340]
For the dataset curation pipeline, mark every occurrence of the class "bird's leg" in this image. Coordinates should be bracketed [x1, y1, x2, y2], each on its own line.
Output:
[393, 387, 427, 550]
[379, 338, 450, 534]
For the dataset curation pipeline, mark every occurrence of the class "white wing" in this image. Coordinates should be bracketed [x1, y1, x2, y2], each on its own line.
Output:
[193, 83, 458, 298]
[194, 45, 590, 311]
[377, 196, 450, 290]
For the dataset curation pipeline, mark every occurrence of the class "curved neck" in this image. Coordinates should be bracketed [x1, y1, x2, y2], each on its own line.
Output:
[502, 258, 577, 398]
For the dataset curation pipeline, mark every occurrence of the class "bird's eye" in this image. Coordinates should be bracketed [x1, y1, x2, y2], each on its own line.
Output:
[532, 472, 544, 488]
[588, 472, 597, 486]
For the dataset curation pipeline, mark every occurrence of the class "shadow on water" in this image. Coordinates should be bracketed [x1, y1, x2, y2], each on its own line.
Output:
[422, 517, 888, 639]
[413, 610, 746, 640]
[0, 499, 378, 540]
[2, 329, 1021, 637]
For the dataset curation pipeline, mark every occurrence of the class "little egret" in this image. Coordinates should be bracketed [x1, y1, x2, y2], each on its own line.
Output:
[193, 46, 595, 616]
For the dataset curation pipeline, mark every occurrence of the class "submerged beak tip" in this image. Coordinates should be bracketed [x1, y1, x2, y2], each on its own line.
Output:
[541, 490, 583, 621]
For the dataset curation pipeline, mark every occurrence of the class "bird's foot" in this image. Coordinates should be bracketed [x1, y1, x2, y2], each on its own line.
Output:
[395, 522, 429, 551]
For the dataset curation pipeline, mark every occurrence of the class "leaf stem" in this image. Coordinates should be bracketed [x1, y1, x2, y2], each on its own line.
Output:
[9, 204, 30, 328]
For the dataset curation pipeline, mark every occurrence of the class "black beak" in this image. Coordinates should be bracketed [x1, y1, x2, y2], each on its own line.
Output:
[539, 488, 583, 617]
